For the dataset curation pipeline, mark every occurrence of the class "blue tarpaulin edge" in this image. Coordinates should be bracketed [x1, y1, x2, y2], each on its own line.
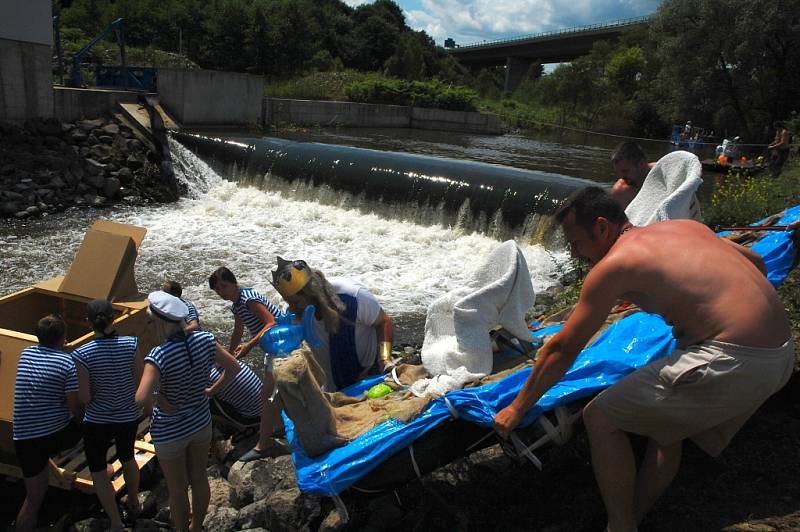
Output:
[287, 205, 800, 495]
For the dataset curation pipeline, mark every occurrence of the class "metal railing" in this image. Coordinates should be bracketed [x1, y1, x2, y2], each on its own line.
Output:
[451, 15, 650, 50]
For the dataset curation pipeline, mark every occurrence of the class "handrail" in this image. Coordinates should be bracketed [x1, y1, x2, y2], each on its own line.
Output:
[451, 15, 650, 50]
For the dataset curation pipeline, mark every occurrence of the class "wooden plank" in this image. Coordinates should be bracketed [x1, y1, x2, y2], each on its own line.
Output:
[134, 440, 155, 453]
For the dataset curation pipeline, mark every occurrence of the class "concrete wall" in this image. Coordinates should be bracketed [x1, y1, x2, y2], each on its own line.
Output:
[0, 0, 52, 46]
[263, 98, 503, 135]
[53, 87, 144, 122]
[158, 68, 263, 126]
[0, 39, 53, 122]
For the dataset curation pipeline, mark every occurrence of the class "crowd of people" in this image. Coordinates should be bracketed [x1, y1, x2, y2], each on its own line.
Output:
[10, 139, 795, 532]
[12, 262, 393, 531]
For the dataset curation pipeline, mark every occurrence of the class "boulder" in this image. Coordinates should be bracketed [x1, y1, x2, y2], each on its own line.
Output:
[132, 519, 167, 532]
[1, 201, 19, 216]
[265, 488, 322, 532]
[71, 517, 111, 532]
[102, 177, 121, 198]
[319, 508, 348, 532]
[126, 153, 146, 170]
[85, 158, 106, 176]
[78, 118, 105, 131]
[202, 506, 240, 532]
[84, 172, 105, 189]
[101, 123, 119, 136]
[228, 455, 296, 505]
[98, 135, 114, 145]
[70, 128, 88, 142]
[236, 499, 269, 530]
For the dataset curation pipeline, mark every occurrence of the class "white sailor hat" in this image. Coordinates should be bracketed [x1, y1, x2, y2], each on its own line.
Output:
[147, 290, 189, 323]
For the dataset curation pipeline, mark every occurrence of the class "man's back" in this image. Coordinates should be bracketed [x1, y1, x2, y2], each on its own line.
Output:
[596, 220, 790, 349]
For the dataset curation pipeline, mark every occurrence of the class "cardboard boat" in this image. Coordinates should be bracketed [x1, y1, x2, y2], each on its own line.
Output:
[0, 220, 159, 493]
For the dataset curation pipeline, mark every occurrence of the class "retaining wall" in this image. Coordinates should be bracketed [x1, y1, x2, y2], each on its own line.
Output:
[53, 87, 145, 122]
[159, 68, 263, 126]
[0, 39, 53, 123]
[263, 97, 503, 134]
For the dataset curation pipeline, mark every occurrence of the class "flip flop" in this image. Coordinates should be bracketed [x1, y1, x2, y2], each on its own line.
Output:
[238, 439, 291, 462]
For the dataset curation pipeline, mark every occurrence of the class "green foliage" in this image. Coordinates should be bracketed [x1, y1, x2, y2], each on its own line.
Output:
[264, 70, 377, 101]
[703, 160, 800, 228]
[345, 78, 478, 111]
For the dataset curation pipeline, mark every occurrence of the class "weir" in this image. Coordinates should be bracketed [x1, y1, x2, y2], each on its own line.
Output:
[172, 132, 595, 240]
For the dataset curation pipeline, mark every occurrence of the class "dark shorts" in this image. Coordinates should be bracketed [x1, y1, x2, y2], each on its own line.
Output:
[14, 419, 82, 478]
[83, 420, 139, 472]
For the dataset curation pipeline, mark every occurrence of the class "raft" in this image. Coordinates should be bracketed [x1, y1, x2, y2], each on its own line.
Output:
[284, 205, 800, 497]
[0, 220, 160, 494]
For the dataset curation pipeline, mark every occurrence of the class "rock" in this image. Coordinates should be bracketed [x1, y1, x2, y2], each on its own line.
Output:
[14, 210, 28, 218]
[4, 190, 24, 201]
[236, 499, 269, 530]
[84, 172, 105, 189]
[1, 164, 14, 175]
[85, 158, 106, 176]
[78, 118, 105, 131]
[1, 202, 19, 216]
[126, 153, 146, 170]
[61, 122, 75, 133]
[91, 195, 106, 206]
[265, 488, 322, 532]
[228, 455, 296, 506]
[102, 177, 121, 198]
[25, 205, 39, 215]
[319, 508, 348, 532]
[98, 135, 114, 145]
[209, 477, 235, 507]
[203, 506, 239, 532]
[132, 519, 167, 532]
[71, 517, 111, 532]
[101, 123, 119, 136]
[85, 134, 99, 146]
[70, 128, 88, 142]
[48, 176, 66, 188]
[114, 166, 133, 182]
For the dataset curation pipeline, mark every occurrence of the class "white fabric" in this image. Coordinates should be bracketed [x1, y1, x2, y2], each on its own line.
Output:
[625, 151, 703, 227]
[412, 241, 535, 396]
[311, 277, 382, 391]
[148, 290, 189, 322]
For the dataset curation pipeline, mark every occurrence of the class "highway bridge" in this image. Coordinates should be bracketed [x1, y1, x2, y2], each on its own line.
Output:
[446, 16, 649, 93]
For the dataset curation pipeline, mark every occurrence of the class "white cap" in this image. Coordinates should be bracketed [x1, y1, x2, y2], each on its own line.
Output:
[148, 290, 189, 323]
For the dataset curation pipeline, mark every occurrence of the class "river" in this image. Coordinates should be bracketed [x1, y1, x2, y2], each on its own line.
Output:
[0, 128, 682, 347]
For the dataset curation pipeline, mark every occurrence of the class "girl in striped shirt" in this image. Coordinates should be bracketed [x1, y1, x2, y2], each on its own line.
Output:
[72, 299, 143, 531]
[135, 291, 240, 532]
[208, 267, 287, 462]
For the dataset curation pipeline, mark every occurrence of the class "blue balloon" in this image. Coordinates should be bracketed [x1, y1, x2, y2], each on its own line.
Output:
[258, 305, 321, 356]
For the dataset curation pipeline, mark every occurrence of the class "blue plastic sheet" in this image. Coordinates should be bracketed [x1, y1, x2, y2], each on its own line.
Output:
[286, 210, 799, 496]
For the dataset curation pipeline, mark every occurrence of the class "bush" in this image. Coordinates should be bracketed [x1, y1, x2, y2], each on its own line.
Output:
[345, 78, 478, 112]
[703, 161, 800, 228]
[265, 70, 379, 101]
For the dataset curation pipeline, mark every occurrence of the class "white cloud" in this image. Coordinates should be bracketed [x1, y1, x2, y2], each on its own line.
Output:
[403, 0, 661, 47]
[341, 0, 371, 6]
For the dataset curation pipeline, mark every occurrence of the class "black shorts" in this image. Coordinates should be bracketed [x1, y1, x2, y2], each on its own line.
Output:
[83, 420, 139, 472]
[14, 419, 82, 478]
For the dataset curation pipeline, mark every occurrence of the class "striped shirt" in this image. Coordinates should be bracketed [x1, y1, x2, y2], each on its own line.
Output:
[13, 345, 78, 440]
[231, 287, 283, 337]
[182, 298, 200, 327]
[209, 362, 263, 418]
[145, 331, 216, 444]
[72, 336, 139, 424]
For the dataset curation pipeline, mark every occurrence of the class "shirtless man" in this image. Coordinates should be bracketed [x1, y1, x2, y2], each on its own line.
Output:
[609, 141, 655, 209]
[494, 187, 794, 531]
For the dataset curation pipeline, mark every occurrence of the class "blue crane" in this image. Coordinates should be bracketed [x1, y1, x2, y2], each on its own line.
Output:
[68, 17, 129, 88]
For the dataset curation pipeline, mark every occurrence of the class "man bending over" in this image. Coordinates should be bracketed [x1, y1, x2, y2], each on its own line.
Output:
[494, 187, 794, 531]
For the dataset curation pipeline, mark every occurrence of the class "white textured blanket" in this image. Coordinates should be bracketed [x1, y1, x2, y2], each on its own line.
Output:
[625, 150, 703, 226]
[412, 241, 535, 396]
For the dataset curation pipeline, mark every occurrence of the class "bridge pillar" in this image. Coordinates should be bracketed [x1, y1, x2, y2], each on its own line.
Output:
[504, 56, 534, 94]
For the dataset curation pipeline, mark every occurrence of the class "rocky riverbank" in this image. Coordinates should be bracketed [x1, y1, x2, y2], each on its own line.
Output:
[0, 116, 179, 219]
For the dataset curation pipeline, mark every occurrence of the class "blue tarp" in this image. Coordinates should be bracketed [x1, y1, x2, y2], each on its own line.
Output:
[286, 206, 800, 496]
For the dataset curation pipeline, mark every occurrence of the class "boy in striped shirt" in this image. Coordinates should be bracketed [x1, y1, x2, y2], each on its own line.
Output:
[12, 314, 82, 532]
[209, 266, 288, 462]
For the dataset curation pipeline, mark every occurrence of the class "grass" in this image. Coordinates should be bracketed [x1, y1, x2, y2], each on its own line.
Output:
[264, 70, 387, 101]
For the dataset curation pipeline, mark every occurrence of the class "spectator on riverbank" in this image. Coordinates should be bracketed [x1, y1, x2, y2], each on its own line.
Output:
[610, 141, 702, 222]
[136, 291, 240, 532]
[610, 141, 655, 209]
[768, 121, 792, 178]
[271, 257, 395, 392]
[494, 187, 794, 532]
[72, 299, 143, 531]
[162, 280, 201, 333]
[13, 314, 82, 532]
[208, 267, 287, 462]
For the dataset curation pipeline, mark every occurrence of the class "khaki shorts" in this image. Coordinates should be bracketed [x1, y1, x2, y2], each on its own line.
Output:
[593, 338, 795, 456]
[153, 422, 212, 461]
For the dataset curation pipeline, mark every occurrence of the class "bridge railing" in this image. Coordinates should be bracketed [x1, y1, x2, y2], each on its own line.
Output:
[451, 15, 650, 50]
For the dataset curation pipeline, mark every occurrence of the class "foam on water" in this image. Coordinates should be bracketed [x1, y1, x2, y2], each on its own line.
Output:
[1, 140, 571, 344]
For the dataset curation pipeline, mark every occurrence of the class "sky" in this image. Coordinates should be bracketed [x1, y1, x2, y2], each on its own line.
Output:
[343, 0, 662, 48]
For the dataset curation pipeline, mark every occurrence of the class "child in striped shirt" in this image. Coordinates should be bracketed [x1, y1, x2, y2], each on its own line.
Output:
[72, 299, 143, 531]
[208, 266, 288, 462]
[12, 314, 82, 532]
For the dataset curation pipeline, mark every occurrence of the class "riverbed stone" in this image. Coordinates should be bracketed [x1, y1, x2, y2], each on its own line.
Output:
[236, 499, 269, 529]
[101, 123, 119, 136]
[102, 177, 121, 198]
[228, 455, 296, 505]
[203, 506, 240, 532]
[78, 118, 105, 131]
[265, 488, 322, 532]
